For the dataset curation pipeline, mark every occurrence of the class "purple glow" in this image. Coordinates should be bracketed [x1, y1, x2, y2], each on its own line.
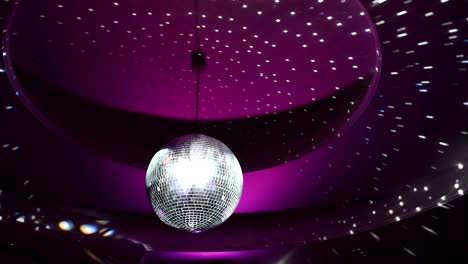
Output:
[4, 0, 381, 214]
[106, 139, 333, 213]
[10, 0, 379, 121]
[152, 250, 264, 261]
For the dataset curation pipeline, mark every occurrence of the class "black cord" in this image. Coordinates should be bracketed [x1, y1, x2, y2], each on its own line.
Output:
[194, 0, 201, 124]
[195, 67, 201, 124]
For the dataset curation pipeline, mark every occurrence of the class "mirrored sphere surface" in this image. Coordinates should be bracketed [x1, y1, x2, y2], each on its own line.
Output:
[146, 134, 243, 232]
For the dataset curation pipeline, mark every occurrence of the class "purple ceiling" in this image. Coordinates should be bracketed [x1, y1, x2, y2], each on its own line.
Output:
[3, 0, 383, 213]
[0, 0, 466, 253]
[10, 0, 379, 120]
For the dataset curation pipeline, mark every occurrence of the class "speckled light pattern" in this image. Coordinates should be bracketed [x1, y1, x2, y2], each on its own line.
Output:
[7, 0, 379, 120]
[0, 0, 467, 252]
[146, 134, 243, 232]
[4, 0, 381, 171]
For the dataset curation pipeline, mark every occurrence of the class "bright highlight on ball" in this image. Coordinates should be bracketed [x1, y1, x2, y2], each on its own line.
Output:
[146, 134, 243, 232]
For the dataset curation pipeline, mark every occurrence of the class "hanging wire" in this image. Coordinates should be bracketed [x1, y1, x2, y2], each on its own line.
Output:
[194, 0, 201, 48]
[195, 65, 201, 123]
[193, 0, 201, 124]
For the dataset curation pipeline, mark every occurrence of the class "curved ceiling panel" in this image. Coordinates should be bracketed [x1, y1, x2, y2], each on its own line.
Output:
[5, 0, 381, 171]
[8, 0, 379, 120]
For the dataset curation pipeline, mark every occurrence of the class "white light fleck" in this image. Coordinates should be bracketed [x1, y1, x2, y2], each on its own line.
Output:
[403, 247, 416, 256]
[421, 225, 438, 235]
[369, 231, 381, 241]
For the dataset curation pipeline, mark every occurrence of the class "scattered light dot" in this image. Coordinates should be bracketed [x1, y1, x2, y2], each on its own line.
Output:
[80, 224, 98, 235]
[396, 10, 408, 16]
[439, 141, 449, 147]
[58, 221, 75, 231]
[102, 229, 115, 237]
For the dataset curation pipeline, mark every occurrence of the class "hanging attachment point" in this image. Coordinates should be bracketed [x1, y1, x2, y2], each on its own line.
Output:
[191, 48, 207, 73]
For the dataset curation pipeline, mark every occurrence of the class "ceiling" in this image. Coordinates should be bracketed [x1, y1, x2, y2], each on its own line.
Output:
[9, 0, 379, 120]
[0, 0, 467, 255]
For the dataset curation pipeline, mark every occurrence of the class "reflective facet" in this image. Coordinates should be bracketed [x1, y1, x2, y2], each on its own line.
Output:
[146, 134, 243, 232]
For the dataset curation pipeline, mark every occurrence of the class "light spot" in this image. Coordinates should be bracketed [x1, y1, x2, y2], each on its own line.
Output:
[58, 221, 75, 231]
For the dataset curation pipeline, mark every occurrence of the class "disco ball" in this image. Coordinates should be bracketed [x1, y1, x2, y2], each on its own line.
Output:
[146, 134, 243, 232]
